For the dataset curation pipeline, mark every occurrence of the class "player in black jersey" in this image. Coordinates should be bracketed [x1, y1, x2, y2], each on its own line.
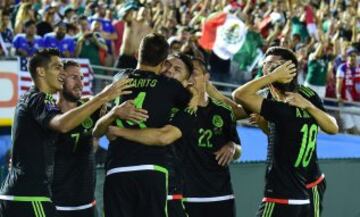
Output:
[250, 86, 327, 217]
[162, 53, 196, 217]
[108, 58, 242, 217]
[232, 47, 338, 217]
[52, 60, 148, 217]
[93, 33, 192, 217]
[0, 49, 132, 217]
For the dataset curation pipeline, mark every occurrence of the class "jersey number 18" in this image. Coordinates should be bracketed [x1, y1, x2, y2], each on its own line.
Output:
[294, 124, 318, 168]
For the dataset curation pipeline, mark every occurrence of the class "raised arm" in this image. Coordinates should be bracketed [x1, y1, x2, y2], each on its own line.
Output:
[232, 61, 296, 113]
[50, 78, 132, 133]
[207, 82, 248, 119]
[284, 92, 339, 134]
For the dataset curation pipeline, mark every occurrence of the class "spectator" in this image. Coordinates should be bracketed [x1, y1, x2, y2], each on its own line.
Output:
[36, 6, 55, 37]
[75, 16, 107, 73]
[89, 2, 117, 66]
[14, 2, 35, 34]
[63, 6, 76, 24]
[336, 48, 360, 134]
[69, 0, 85, 16]
[12, 19, 43, 57]
[43, 22, 76, 57]
[304, 41, 332, 98]
[112, 4, 127, 59]
[114, 3, 152, 70]
[0, 11, 14, 57]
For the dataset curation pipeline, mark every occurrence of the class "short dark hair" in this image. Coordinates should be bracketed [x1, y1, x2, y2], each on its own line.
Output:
[63, 60, 80, 71]
[264, 46, 298, 68]
[24, 20, 36, 29]
[265, 47, 299, 92]
[139, 33, 169, 66]
[29, 48, 61, 80]
[172, 52, 194, 78]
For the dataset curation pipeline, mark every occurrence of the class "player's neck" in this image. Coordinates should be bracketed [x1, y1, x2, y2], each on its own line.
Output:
[58, 95, 78, 112]
[35, 80, 57, 94]
[269, 85, 286, 102]
[137, 64, 162, 74]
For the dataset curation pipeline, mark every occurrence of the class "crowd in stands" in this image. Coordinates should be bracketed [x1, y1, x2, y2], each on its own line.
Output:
[0, 0, 359, 133]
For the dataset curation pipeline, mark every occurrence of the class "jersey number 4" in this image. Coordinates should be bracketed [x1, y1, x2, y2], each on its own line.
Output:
[294, 124, 318, 168]
[116, 92, 147, 129]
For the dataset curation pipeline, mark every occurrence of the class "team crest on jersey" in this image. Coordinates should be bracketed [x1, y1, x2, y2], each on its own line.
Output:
[212, 115, 224, 128]
[82, 117, 94, 129]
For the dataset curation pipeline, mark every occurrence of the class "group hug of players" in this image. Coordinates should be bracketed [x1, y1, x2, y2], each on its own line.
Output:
[0, 33, 338, 217]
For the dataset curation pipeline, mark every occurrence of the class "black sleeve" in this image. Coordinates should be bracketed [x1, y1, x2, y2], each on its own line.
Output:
[223, 109, 241, 145]
[170, 109, 194, 136]
[228, 122, 241, 145]
[309, 93, 326, 112]
[29, 93, 61, 131]
[171, 79, 191, 109]
[260, 98, 293, 123]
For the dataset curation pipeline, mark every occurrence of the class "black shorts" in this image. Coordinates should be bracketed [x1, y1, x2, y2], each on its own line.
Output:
[56, 205, 96, 217]
[184, 199, 235, 217]
[104, 169, 168, 217]
[167, 199, 187, 217]
[308, 179, 326, 217]
[0, 200, 57, 217]
[256, 201, 310, 217]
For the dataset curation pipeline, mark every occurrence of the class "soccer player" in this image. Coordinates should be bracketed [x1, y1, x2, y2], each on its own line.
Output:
[161, 53, 196, 217]
[250, 92, 327, 217]
[0, 48, 132, 217]
[107, 57, 242, 217]
[51, 60, 147, 217]
[232, 47, 338, 217]
[93, 33, 191, 217]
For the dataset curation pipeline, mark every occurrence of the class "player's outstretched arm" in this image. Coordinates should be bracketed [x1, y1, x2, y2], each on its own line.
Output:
[50, 78, 133, 133]
[232, 61, 296, 113]
[107, 125, 182, 146]
[207, 82, 248, 120]
[284, 92, 339, 134]
[93, 100, 149, 138]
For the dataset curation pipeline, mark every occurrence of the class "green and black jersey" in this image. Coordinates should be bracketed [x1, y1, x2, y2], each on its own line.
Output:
[0, 87, 61, 198]
[107, 69, 191, 169]
[52, 101, 102, 206]
[170, 98, 240, 197]
[260, 86, 324, 200]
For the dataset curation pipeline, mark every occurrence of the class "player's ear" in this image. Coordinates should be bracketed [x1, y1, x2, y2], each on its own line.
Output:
[36, 66, 46, 78]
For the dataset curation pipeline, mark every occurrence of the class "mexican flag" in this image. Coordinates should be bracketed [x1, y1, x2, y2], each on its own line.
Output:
[198, 12, 247, 60]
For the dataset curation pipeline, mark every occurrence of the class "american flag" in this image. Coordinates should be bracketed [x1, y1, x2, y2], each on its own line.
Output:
[18, 57, 94, 96]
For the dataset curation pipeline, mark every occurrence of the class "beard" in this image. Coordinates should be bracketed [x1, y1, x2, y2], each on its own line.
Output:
[272, 78, 298, 93]
[62, 88, 81, 102]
